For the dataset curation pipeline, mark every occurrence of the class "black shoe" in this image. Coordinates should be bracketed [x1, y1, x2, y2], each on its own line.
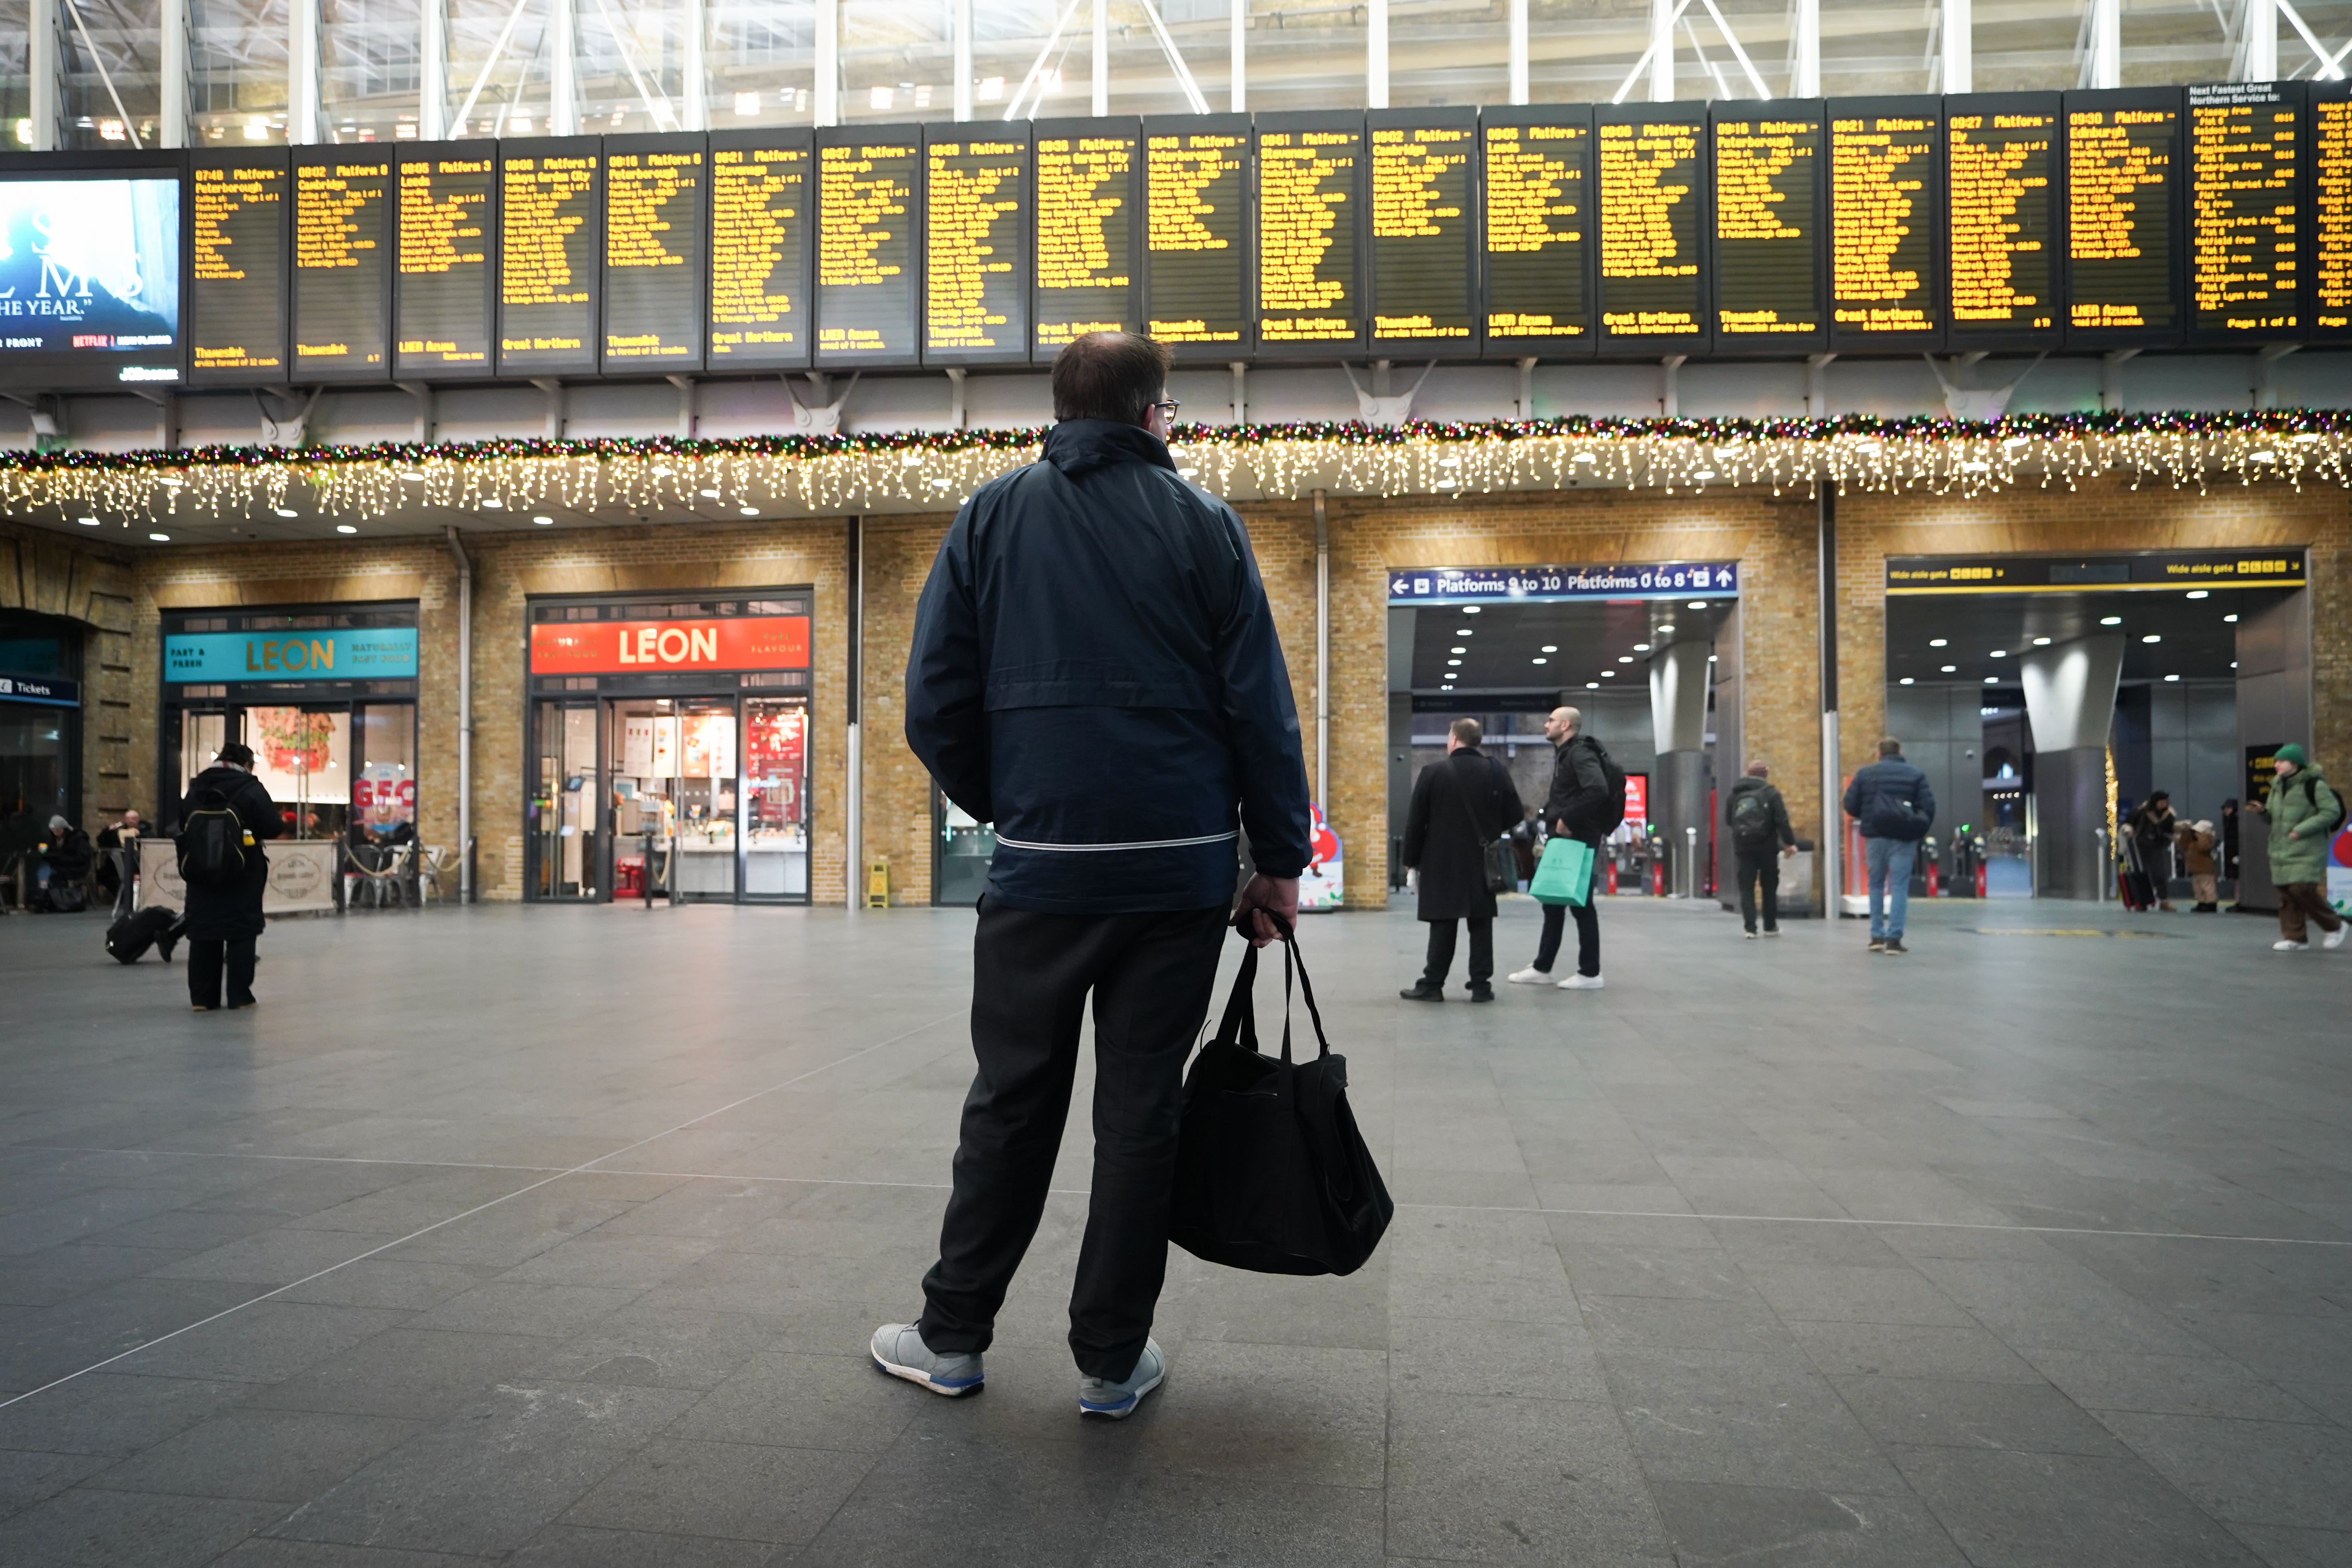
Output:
[1466, 983, 1495, 1003]
[1867, 937, 1886, 953]
[1399, 982, 1445, 1002]
[1884, 938, 1908, 955]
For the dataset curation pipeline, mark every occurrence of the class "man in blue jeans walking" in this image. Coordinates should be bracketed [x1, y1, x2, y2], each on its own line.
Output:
[1843, 736, 1935, 955]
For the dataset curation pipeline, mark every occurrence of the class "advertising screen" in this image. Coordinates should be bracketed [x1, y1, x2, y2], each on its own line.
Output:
[1033, 118, 1139, 354]
[1597, 103, 1709, 353]
[395, 145, 497, 377]
[1368, 109, 1478, 353]
[1255, 111, 1364, 354]
[189, 151, 287, 384]
[1945, 93, 2062, 349]
[603, 134, 706, 369]
[1481, 106, 1592, 353]
[1142, 114, 1251, 358]
[925, 124, 1031, 363]
[1710, 103, 1824, 350]
[0, 166, 183, 389]
[816, 126, 922, 366]
[2064, 88, 2183, 346]
[708, 129, 812, 370]
[1829, 98, 1946, 350]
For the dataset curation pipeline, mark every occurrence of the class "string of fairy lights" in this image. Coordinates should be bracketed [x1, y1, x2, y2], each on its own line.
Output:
[3, 413, 2349, 531]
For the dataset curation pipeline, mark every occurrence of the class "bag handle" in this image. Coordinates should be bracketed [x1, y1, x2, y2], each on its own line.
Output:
[1258, 914, 1332, 1065]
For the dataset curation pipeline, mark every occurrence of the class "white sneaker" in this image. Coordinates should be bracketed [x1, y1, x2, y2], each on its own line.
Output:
[1557, 973, 1604, 990]
[1505, 966, 1553, 984]
[2326, 925, 2348, 951]
[2274, 939, 2310, 952]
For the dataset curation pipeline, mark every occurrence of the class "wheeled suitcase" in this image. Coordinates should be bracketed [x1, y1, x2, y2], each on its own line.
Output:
[106, 906, 183, 964]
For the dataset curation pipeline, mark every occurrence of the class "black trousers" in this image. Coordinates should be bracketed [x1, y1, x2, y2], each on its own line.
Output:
[1421, 917, 1494, 986]
[1734, 849, 1781, 932]
[1532, 899, 1601, 977]
[187, 936, 258, 1009]
[919, 900, 1229, 1381]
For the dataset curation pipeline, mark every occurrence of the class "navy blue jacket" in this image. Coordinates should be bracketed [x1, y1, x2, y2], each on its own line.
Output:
[905, 419, 1313, 914]
[1843, 755, 1936, 842]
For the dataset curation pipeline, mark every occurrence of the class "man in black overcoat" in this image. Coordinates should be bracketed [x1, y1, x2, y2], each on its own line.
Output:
[1399, 716, 1524, 1002]
[177, 741, 282, 1011]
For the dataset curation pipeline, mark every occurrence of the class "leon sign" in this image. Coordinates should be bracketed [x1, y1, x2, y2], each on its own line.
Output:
[530, 615, 811, 675]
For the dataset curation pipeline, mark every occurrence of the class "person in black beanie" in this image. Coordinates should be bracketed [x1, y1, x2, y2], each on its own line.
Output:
[177, 741, 281, 1010]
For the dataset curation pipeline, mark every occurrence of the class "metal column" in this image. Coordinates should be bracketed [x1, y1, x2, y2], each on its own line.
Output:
[1508, 0, 1529, 103]
[1231, 0, 1246, 111]
[814, 0, 839, 126]
[290, 0, 322, 142]
[2242, 0, 2278, 78]
[683, 0, 707, 129]
[954, 0, 975, 119]
[1943, 0, 1971, 92]
[1368, 0, 1389, 108]
[1648, 0, 1674, 101]
[1790, 0, 1819, 97]
[1818, 486, 1841, 919]
[551, 0, 580, 135]
[161, 0, 192, 146]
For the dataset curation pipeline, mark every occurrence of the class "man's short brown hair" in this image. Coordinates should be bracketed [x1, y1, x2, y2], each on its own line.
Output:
[1050, 331, 1172, 424]
[1878, 736, 1903, 756]
[1450, 717, 1483, 746]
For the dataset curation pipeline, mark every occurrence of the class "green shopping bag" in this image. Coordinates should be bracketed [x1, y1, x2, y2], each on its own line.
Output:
[1528, 836, 1594, 906]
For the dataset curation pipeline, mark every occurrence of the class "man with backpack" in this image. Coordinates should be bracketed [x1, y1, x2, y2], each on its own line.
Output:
[1724, 761, 1797, 938]
[1843, 737, 1935, 955]
[1507, 705, 1622, 990]
[176, 741, 282, 1010]
[2249, 744, 2346, 952]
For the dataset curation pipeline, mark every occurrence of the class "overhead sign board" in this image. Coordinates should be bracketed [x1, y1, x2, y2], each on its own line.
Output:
[163, 627, 419, 682]
[0, 673, 79, 706]
[529, 614, 811, 674]
[1886, 550, 2308, 593]
[1389, 562, 1739, 604]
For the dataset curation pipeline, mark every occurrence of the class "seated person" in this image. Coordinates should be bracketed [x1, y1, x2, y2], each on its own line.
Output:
[37, 814, 93, 908]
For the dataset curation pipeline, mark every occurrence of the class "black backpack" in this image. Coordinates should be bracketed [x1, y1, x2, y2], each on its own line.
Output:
[1575, 736, 1629, 837]
[178, 787, 248, 889]
[1730, 786, 1777, 848]
[2299, 774, 2348, 837]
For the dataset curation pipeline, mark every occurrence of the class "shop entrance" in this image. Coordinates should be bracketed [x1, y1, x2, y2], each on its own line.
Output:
[1884, 551, 2310, 904]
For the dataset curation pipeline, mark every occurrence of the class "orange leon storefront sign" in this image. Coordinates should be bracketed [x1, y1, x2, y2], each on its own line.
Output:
[530, 616, 811, 674]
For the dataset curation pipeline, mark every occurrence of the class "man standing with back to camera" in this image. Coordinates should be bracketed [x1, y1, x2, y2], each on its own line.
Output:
[877, 332, 1313, 1420]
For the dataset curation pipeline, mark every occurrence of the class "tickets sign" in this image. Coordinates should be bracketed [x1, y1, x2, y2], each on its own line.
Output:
[529, 615, 811, 674]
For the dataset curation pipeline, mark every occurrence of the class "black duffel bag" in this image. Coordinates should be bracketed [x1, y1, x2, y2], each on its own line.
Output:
[1169, 919, 1392, 1277]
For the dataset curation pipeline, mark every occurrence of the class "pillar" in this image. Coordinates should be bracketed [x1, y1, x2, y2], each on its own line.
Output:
[2021, 632, 2124, 899]
[1651, 639, 1711, 897]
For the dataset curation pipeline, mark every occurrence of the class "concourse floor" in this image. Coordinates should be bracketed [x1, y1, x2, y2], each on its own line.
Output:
[2, 893, 2349, 1567]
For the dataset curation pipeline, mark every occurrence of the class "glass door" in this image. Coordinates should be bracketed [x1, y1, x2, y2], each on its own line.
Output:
[933, 785, 994, 906]
[530, 700, 601, 900]
[672, 698, 740, 900]
[745, 696, 809, 900]
[240, 704, 352, 841]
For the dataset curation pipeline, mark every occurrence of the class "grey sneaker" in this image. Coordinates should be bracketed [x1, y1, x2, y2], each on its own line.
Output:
[1078, 1337, 1166, 1419]
[870, 1323, 983, 1397]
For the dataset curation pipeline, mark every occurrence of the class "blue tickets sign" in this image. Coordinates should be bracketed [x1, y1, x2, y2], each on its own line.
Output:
[1388, 562, 1739, 604]
[0, 673, 78, 706]
[163, 627, 419, 683]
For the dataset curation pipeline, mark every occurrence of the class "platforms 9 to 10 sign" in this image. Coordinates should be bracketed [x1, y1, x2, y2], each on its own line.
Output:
[118, 83, 2352, 392]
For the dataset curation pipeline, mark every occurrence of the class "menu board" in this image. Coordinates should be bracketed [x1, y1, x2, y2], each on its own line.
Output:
[1945, 93, 2061, 348]
[924, 125, 1030, 363]
[1709, 103, 1823, 350]
[497, 138, 601, 377]
[603, 134, 705, 369]
[708, 129, 811, 370]
[1142, 114, 1251, 358]
[1368, 108, 1477, 352]
[291, 150, 393, 380]
[1481, 105, 1592, 352]
[1255, 111, 1363, 354]
[1032, 116, 1139, 356]
[1597, 104, 1708, 352]
[815, 125, 921, 367]
[2189, 80, 2304, 341]
[190, 150, 289, 384]
[394, 144, 495, 377]
[2064, 88, 2182, 346]
[2312, 82, 2352, 336]
[1829, 99, 1944, 349]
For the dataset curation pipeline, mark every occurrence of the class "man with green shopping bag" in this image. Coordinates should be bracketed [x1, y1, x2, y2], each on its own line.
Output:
[1509, 706, 1624, 991]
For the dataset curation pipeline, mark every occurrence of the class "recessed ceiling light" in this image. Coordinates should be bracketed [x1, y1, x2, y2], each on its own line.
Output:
[1633, 642, 1650, 652]
[1989, 649, 2006, 658]
[699, 488, 720, 499]
[2223, 613, 2239, 623]
[534, 515, 554, 525]
[1461, 606, 1481, 614]
[1984, 676, 1999, 684]
[1929, 638, 1947, 647]
[1531, 657, 1549, 665]
[274, 507, 298, 518]
[2163, 673, 2181, 682]
[2100, 615, 2122, 626]
[1586, 681, 1600, 689]
[148, 531, 170, 542]
[2033, 636, 2051, 645]
[1941, 664, 1957, 673]
[1656, 623, 1675, 634]
[1601, 669, 1617, 677]
[1540, 644, 1558, 653]
[481, 498, 504, 510]
[400, 470, 425, 481]
[2141, 634, 2161, 644]
[335, 524, 357, 535]
[1617, 655, 1633, 664]
[1688, 600, 1707, 609]
[1455, 627, 1474, 636]
[2231, 661, 2239, 668]
[1446, 659, 1461, 667]
[2186, 589, 2208, 599]
[1899, 677, 1916, 685]
[740, 507, 760, 516]
[76, 515, 99, 526]
[1450, 645, 1467, 654]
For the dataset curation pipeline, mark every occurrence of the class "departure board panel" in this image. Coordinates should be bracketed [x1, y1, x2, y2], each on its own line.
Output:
[815, 126, 921, 367]
[708, 129, 811, 371]
[1945, 94, 2060, 348]
[1368, 109, 1477, 352]
[924, 125, 1030, 364]
[1829, 99, 1944, 349]
[1033, 117, 1139, 356]
[2064, 88, 2183, 346]
[1596, 104, 1708, 352]
[1142, 114, 1250, 358]
[189, 150, 289, 384]
[394, 145, 495, 377]
[1255, 112, 1364, 354]
[290, 151, 392, 380]
[603, 135, 705, 369]
[1481, 105, 1592, 353]
[497, 138, 601, 377]
[2312, 82, 2352, 336]
[2189, 81, 2304, 341]
[1709, 102, 1823, 350]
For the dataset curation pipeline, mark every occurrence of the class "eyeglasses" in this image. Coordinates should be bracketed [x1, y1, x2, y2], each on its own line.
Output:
[1152, 398, 1181, 420]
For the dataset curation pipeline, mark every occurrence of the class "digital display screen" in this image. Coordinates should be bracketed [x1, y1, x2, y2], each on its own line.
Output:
[1710, 103, 1823, 348]
[1033, 117, 1138, 356]
[603, 135, 705, 368]
[1368, 109, 1476, 350]
[1481, 106, 1591, 351]
[498, 139, 601, 376]
[1256, 111, 1362, 353]
[1597, 105, 1707, 350]
[2313, 82, 2352, 335]
[395, 145, 495, 377]
[816, 126, 921, 366]
[1830, 99, 1945, 348]
[1142, 114, 1250, 356]
[925, 125, 1029, 362]
[708, 129, 811, 370]
[190, 151, 287, 383]
[0, 167, 183, 390]
[2189, 81, 2304, 340]
[291, 152, 392, 379]
[1946, 94, 2060, 346]
[2065, 88, 2182, 344]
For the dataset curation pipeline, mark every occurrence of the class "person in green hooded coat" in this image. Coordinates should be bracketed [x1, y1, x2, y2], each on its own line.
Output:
[2251, 744, 2346, 952]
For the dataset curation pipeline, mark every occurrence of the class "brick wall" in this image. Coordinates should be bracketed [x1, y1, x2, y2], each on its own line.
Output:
[0, 520, 137, 827]
[860, 512, 953, 906]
